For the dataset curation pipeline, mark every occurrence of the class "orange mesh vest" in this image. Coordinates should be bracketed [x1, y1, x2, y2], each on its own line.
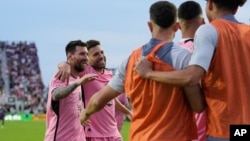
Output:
[201, 19, 250, 138]
[124, 41, 197, 141]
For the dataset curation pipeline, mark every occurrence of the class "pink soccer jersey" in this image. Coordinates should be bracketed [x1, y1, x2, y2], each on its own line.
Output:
[178, 39, 207, 141]
[115, 94, 129, 131]
[80, 66, 121, 138]
[178, 38, 194, 52]
[44, 73, 85, 141]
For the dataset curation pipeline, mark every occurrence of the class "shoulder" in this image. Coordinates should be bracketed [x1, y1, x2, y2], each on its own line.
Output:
[194, 24, 218, 48]
[196, 24, 218, 38]
[104, 68, 114, 76]
[172, 43, 191, 56]
[49, 73, 68, 88]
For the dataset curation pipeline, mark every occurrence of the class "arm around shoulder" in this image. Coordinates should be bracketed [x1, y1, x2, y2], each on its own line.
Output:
[147, 65, 205, 87]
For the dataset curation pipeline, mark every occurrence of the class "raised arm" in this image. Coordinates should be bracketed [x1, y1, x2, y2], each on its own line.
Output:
[52, 74, 97, 101]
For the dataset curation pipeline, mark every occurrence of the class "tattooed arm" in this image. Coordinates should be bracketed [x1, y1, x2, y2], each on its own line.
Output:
[52, 73, 98, 101]
[52, 83, 78, 101]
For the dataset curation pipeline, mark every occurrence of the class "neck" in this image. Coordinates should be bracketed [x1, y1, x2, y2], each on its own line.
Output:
[71, 71, 79, 78]
[212, 10, 234, 21]
[70, 66, 79, 78]
[92, 66, 104, 74]
[152, 27, 174, 41]
[180, 18, 203, 39]
[181, 30, 195, 39]
[181, 25, 199, 39]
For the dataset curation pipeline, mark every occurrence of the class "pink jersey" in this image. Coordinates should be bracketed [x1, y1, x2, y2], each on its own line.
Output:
[178, 39, 207, 141]
[44, 73, 85, 141]
[115, 94, 129, 131]
[81, 66, 121, 138]
[178, 38, 194, 52]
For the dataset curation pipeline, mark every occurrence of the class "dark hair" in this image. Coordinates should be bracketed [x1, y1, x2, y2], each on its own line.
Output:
[150, 1, 177, 28]
[86, 40, 101, 50]
[65, 40, 87, 54]
[178, 1, 202, 20]
[212, 0, 246, 11]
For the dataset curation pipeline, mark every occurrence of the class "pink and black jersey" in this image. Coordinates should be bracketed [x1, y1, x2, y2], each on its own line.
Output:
[80, 66, 121, 138]
[44, 73, 85, 141]
[178, 38, 194, 53]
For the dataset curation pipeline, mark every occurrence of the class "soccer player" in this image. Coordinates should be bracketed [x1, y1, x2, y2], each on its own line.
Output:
[134, 0, 250, 140]
[80, 1, 205, 141]
[44, 40, 97, 141]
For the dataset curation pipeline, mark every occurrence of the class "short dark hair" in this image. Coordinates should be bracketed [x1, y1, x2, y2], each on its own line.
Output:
[86, 40, 101, 50]
[65, 40, 87, 54]
[212, 0, 246, 11]
[150, 1, 177, 28]
[178, 1, 202, 20]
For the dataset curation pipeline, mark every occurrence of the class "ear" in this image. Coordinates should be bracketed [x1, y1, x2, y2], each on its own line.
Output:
[173, 22, 179, 32]
[177, 22, 181, 30]
[202, 18, 206, 24]
[233, 7, 238, 15]
[67, 53, 73, 63]
[147, 21, 153, 33]
[208, 0, 213, 11]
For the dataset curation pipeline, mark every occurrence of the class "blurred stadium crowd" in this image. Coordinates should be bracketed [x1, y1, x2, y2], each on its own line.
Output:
[0, 41, 47, 116]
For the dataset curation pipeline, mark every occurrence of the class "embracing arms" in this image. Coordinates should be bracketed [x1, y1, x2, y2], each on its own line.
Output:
[134, 57, 206, 113]
[52, 74, 97, 101]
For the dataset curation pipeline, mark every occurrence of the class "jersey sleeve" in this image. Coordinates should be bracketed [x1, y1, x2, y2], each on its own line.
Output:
[189, 24, 218, 71]
[108, 57, 129, 93]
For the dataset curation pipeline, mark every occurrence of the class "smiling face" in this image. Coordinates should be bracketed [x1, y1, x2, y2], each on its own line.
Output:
[88, 45, 106, 72]
[70, 46, 88, 72]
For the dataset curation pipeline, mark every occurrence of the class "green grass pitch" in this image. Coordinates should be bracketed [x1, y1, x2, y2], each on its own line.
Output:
[0, 121, 130, 141]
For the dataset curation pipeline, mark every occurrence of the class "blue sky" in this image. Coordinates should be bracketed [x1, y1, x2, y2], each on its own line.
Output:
[0, 0, 249, 85]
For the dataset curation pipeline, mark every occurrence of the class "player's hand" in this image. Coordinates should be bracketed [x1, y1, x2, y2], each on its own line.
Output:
[127, 112, 132, 121]
[80, 110, 91, 126]
[133, 56, 153, 78]
[75, 74, 98, 86]
[55, 62, 71, 82]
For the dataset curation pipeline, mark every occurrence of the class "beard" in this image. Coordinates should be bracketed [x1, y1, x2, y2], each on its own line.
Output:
[74, 63, 86, 72]
[91, 61, 106, 71]
[92, 64, 105, 70]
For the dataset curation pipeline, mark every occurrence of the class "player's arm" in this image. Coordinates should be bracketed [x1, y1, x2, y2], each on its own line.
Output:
[149, 65, 205, 86]
[183, 84, 206, 113]
[80, 85, 120, 126]
[134, 58, 205, 86]
[134, 25, 217, 87]
[115, 98, 132, 117]
[52, 83, 79, 101]
[55, 61, 71, 82]
[52, 74, 97, 101]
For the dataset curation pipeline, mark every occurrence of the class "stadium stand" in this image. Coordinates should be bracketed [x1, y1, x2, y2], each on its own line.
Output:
[0, 41, 47, 115]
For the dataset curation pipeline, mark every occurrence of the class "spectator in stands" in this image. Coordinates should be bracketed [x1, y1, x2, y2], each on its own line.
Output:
[1, 41, 47, 114]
